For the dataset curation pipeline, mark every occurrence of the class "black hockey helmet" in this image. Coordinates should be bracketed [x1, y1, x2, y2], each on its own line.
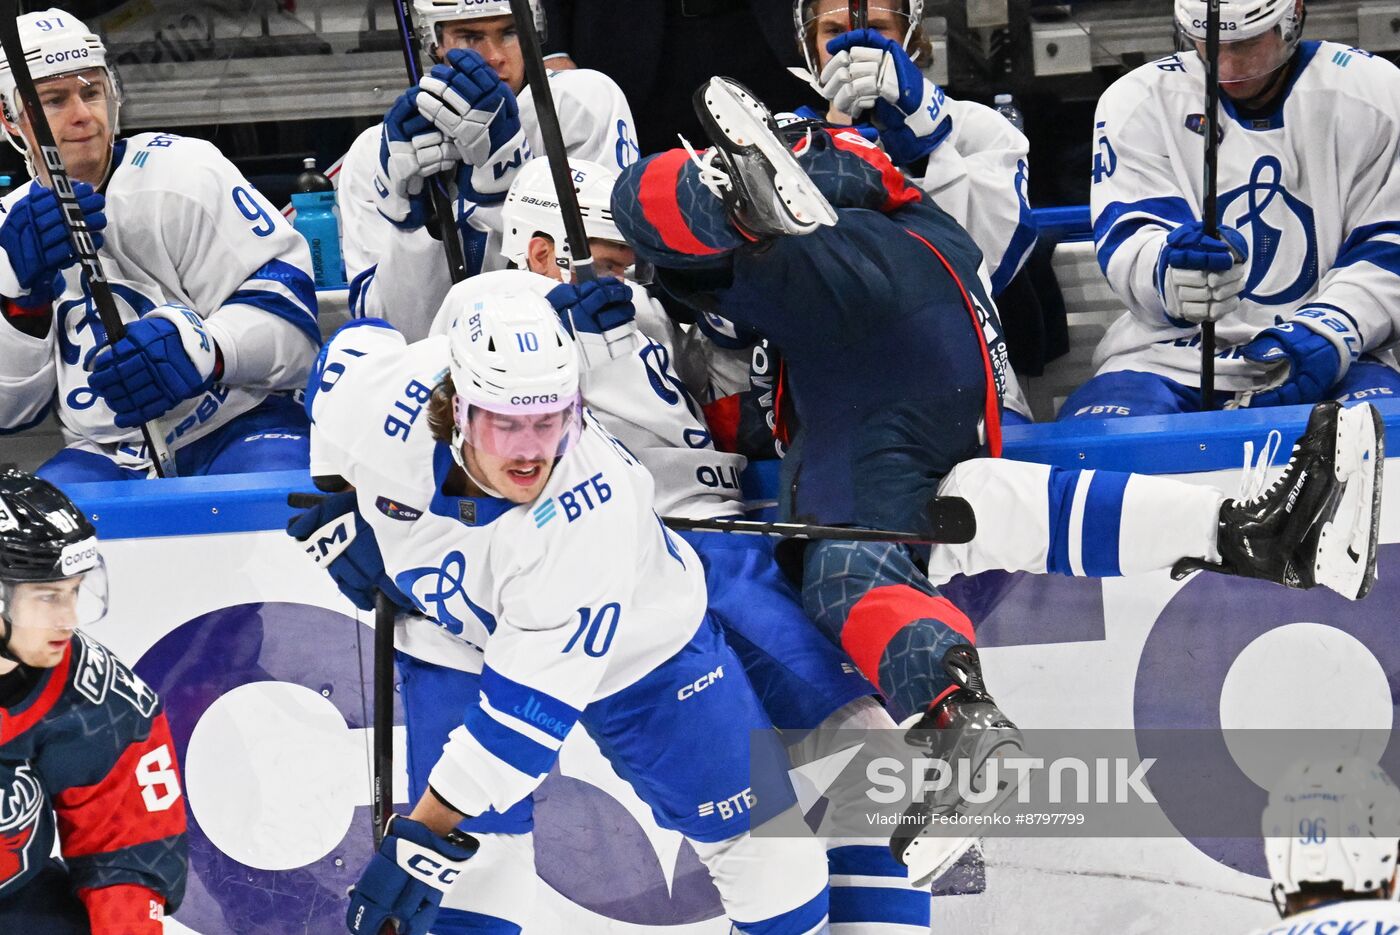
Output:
[0, 466, 106, 657]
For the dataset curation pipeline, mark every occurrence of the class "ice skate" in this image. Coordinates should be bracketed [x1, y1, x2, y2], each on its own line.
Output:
[688, 76, 838, 239]
[890, 645, 1024, 887]
[1173, 400, 1384, 600]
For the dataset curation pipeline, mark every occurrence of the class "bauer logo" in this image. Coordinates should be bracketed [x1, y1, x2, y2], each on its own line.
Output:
[375, 496, 422, 522]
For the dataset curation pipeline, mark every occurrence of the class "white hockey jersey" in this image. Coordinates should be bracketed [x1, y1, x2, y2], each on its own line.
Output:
[0, 132, 320, 469]
[1090, 41, 1400, 390]
[425, 270, 747, 520]
[337, 67, 638, 340]
[1243, 898, 1400, 935]
[307, 321, 706, 817]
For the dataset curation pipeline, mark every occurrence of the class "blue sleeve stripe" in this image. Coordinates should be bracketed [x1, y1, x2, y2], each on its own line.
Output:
[990, 199, 1038, 295]
[481, 665, 581, 742]
[733, 884, 830, 934]
[463, 704, 560, 777]
[1335, 238, 1400, 277]
[829, 884, 929, 926]
[348, 265, 377, 320]
[222, 289, 322, 347]
[827, 844, 910, 878]
[1092, 196, 1196, 274]
[1337, 220, 1400, 259]
[248, 257, 319, 316]
[1081, 469, 1130, 577]
[1045, 465, 1079, 576]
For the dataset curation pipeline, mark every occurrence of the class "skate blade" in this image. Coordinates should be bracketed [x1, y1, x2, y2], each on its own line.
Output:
[899, 746, 1023, 887]
[1315, 403, 1385, 600]
[698, 78, 838, 232]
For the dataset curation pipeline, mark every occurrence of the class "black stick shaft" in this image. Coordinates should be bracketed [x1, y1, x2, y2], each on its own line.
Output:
[850, 0, 868, 30]
[372, 592, 395, 846]
[0, 3, 177, 477]
[662, 515, 971, 546]
[1200, 0, 1222, 410]
[390, 0, 468, 284]
[508, 0, 595, 282]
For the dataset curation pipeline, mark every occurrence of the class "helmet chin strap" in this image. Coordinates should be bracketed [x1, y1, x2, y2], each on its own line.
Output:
[450, 427, 508, 499]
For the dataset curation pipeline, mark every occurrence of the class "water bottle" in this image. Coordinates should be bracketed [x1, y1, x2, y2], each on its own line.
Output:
[993, 93, 1025, 133]
[291, 157, 346, 288]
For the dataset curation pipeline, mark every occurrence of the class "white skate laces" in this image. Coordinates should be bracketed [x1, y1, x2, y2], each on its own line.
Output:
[1236, 429, 1285, 504]
[679, 135, 733, 201]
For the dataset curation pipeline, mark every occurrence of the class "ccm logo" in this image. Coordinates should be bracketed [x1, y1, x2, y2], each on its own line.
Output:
[406, 853, 461, 887]
[677, 666, 723, 700]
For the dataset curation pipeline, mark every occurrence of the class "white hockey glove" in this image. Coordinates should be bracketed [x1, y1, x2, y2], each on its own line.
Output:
[1155, 221, 1249, 326]
[375, 91, 455, 230]
[416, 48, 530, 200]
[817, 29, 950, 164]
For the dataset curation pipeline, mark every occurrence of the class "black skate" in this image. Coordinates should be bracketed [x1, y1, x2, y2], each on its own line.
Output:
[1172, 400, 1384, 601]
[688, 76, 838, 239]
[890, 645, 1024, 887]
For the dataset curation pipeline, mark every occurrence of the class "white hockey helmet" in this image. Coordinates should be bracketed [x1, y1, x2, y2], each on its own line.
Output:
[443, 284, 582, 469]
[501, 157, 625, 279]
[412, 0, 545, 60]
[1262, 757, 1400, 908]
[794, 0, 925, 78]
[0, 9, 118, 130]
[1174, 0, 1303, 82]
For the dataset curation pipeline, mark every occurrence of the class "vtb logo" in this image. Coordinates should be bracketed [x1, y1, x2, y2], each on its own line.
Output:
[0, 765, 44, 889]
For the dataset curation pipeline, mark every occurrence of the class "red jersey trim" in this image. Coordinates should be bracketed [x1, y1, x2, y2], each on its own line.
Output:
[901, 228, 1003, 458]
[78, 883, 165, 935]
[638, 149, 727, 258]
[0, 644, 72, 745]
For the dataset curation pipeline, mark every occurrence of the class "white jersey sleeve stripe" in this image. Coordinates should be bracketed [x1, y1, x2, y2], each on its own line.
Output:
[477, 695, 566, 752]
[223, 257, 320, 346]
[462, 703, 560, 778]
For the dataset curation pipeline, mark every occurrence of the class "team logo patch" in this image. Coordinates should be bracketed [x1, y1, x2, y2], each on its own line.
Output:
[375, 497, 423, 522]
[0, 765, 43, 891]
[1183, 114, 1224, 142]
[457, 500, 478, 525]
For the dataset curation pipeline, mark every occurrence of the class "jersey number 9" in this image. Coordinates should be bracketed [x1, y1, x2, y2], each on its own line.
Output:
[232, 186, 276, 238]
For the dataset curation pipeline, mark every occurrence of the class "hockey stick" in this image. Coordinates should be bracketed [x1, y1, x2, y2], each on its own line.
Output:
[390, 0, 468, 284]
[371, 591, 395, 845]
[1198, 0, 1222, 410]
[508, 0, 596, 284]
[0, 4, 177, 478]
[848, 0, 869, 123]
[665, 495, 975, 545]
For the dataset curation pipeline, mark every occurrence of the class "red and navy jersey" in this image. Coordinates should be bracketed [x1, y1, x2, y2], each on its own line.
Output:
[0, 631, 187, 933]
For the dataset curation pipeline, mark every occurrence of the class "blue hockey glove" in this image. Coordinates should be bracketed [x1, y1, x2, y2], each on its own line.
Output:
[547, 277, 636, 337]
[0, 181, 104, 302]
[88, 305, 219, 427]
[1156, 221, 1249, 326]
[694, 311, 759, 351]
[818, 29, 952, 165]
[1234, 307, 1357, 408]
[417, 49, 529, 199]
[375, 91, 453, 230]
[346, 815, 478, 935]
[286, 490, 412, 613]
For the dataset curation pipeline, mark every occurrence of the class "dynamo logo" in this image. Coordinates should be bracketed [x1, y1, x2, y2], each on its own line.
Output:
[1218, 155, 1318, 306]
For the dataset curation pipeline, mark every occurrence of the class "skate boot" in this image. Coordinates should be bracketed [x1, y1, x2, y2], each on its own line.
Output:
[1172, 400, 1384, 600]
[688, 76, 838, 239]
[890, 644, 1024, 887]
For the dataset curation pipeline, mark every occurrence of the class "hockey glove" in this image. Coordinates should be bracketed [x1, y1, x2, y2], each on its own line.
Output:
[1233, 307, 1357, 408]
[0, 181, 105, 303]
[286, 490, 412, 613]
[547, 277, 636, 336]
[818, 30, 952, 165]
[375, 91, 453, 230]
[417, 49, 530, 199]
[89, 305, 220, 427]
[1156, 221, 1248, 326]
[346, 815, 478, 935]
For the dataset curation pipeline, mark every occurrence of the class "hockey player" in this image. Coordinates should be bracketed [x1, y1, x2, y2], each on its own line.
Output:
[0, 10, 320, 481]
[791, 0, 1034, 294]
[301, 297, 829, 935]
[1248, 757, 1400, 934]
[0, 467, 187, 934]
[336, 0, 641, 340]
[613, 76, 1386, 883]
[1064, 0, 1400, 419]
